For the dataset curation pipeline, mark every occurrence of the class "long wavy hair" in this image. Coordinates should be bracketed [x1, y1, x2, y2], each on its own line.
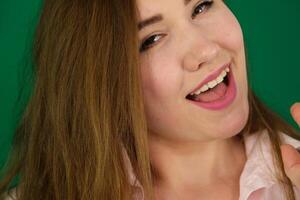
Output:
[1, 0, 300, 199]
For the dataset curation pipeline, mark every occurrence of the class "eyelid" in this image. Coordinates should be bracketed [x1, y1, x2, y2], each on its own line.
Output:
[139, 0, 214, 52]
[192, 0, 213, 19]
[140, 33, 166, 52]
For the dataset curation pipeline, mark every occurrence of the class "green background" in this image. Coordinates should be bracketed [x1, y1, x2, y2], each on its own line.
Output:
[1, 0, 300, 172]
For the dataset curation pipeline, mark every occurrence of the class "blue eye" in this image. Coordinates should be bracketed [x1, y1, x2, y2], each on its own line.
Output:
[192, 0, 214, 19]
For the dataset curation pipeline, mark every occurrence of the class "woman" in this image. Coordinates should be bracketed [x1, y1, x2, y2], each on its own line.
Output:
[1, 0, 300, 199]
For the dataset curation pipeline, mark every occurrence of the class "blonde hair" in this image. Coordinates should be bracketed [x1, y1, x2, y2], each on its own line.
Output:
[1, 0, 300, 199]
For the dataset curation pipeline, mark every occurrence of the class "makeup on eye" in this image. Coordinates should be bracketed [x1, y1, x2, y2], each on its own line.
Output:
[192, 0, 214, 19]
[139, 0, 215, 53]
[139, 34, 166, 52]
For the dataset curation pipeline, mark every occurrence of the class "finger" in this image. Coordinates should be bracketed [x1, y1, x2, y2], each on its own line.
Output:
[280, 144, 300, 188]
[290, 102, 300, 126]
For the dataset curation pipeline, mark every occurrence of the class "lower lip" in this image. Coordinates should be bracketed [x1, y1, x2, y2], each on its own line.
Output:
[187, 66, 237, 110]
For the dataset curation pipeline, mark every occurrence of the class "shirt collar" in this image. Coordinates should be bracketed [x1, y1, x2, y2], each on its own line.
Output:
[123, 129, 300, 200]
[240, 129, 300, 200]
[122, 147, 145, 199]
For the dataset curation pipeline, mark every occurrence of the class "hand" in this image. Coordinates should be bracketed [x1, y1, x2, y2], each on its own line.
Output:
[291, 102, 300, 127]
[280, 102, 300, 188]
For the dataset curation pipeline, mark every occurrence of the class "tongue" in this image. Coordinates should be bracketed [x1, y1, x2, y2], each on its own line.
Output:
[194, 82, 227, 102]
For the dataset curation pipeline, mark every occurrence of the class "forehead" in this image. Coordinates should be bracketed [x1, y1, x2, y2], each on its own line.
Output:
[136, 0, 189, 19]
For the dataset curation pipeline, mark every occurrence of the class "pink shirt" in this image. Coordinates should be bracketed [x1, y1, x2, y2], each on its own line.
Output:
[4, 130, 300, 200]
[123, 129, 300, 200]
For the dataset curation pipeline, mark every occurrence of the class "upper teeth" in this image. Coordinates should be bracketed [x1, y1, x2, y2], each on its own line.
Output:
[191, 67, 230, 96]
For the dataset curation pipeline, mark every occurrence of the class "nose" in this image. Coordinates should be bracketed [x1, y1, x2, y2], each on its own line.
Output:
[182, 25, 220, 72]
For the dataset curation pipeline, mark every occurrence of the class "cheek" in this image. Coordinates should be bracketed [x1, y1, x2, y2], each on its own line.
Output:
[212, 7, 247, 84]
[140, 54, 182, 101]
[216, 9, 245, 54]
[140, 55, 185, 133]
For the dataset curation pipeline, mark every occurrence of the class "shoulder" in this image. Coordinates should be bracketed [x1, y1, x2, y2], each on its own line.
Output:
[240, 129, 300, 199]
[279, 131, 300, 149]
[244, 129, 300, 151]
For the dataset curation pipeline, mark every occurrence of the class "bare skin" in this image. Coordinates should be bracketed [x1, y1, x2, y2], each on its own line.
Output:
[150, 135, 246, 200]
[137, 0, 249, 199]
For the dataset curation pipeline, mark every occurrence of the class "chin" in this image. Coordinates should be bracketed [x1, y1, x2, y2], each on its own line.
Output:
[217, 102, 249, 139]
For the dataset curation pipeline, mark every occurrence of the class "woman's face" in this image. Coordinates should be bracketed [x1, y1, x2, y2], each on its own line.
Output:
[137, 0, 249, 142]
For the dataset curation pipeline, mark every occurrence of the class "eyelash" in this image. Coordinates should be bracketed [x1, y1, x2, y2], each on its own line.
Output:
[139, 0, 214, 53]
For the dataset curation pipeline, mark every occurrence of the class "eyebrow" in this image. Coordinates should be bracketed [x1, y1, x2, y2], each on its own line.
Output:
[138, 0, 193, 31]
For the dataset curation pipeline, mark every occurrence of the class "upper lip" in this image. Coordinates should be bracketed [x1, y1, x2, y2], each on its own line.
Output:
[186, 62, 231, 97]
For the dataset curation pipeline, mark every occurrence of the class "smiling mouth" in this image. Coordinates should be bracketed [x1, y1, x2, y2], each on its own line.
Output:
[185, 63, 231, 102]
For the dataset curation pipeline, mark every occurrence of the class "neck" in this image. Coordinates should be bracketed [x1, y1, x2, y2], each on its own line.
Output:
[149, 134, 246, 190]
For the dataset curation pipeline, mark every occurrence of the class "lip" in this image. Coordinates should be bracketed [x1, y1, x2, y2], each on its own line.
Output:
[187, 65, 237, 110]
[187, 62, 231, 96]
